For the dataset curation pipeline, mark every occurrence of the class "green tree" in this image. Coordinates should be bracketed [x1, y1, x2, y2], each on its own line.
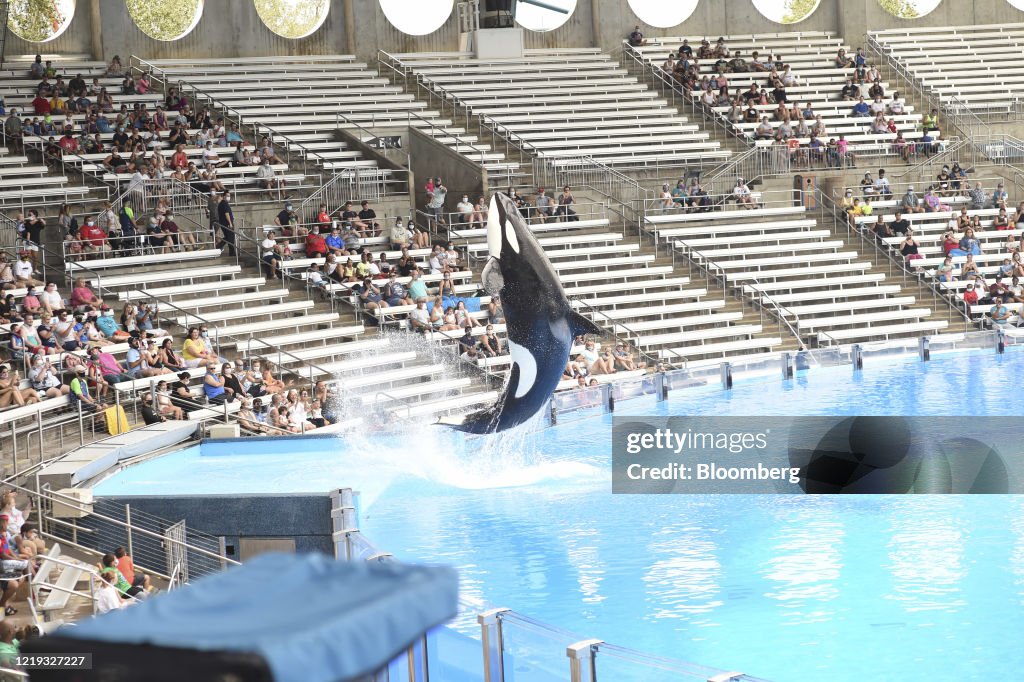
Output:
[254, 0, 330, 39]
[9, 0, 72, 42]
[878, 0, 920, 18]
[126, 0, 202, 41]
[782, 0, 819, 24]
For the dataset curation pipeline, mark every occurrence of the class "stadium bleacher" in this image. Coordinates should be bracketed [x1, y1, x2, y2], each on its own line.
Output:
[384, 48, 730, 172]
[629, 31, 931, 163]
[871, 23, 1024, 117]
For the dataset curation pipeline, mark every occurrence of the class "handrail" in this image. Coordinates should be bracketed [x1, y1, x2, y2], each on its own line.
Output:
[620, 42, 743, 150]
[814, 185, 972, 329]
[747, 276, 807, 349]
[570, 298, 669, 370]
[9, 479, 239, 570]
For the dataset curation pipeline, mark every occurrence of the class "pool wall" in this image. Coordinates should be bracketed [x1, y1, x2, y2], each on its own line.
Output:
[96, 493, 335, 560]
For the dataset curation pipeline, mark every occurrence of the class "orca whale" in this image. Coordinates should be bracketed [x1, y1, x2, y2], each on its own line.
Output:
[440, 192, 601, 434]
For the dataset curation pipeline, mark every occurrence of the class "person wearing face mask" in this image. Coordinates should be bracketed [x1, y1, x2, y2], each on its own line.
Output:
[410, 219, 429, 249]
[29, 354, 68, 398]
[388, 217, 408, 250]
[456, 194, 474, 226]
[79, 215, 110, 254]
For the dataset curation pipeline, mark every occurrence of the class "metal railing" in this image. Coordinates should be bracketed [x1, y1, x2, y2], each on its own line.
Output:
[620, 41, 742, 150]
[533, 155, 654, 232]
[8, 479, 238, 584]
[331, 488, 771, 682]
[814, 185, 972, 330]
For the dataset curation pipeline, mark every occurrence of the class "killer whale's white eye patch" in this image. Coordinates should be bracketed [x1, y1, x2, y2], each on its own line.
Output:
[504, 215, 520, 254]
[508, 340, 537, 399]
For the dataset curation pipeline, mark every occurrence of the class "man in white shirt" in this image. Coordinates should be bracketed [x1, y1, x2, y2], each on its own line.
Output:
[456, 195, 474, 224]
[410, 300, 430, 333]
[734, 178, 757, 209]
[13, 254, 42, 287]
[202, 141, 227, 168]
[256, 159, 283, 195]
[874, 169, 892, 198]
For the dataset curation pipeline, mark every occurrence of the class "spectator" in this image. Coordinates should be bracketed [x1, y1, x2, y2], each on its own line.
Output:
[457, 326, 476, 354]
[627, 25, 646, 47]
[535, 188, 554, 222]
[68, 365, 103, 411]
[900, 186, 924, 213]
[576, 340, 615, 376]
[203, 362, 233, 405]
[889, 211, 910, 236]
[305, 228, 328, 259]
[992, 183, 1009, 209]
[358, 200, 377, 225]
[963, 282, 979, 306]
[0, 364, 38, 408]
[989, 296, 1011, 326]
[409, 300, 430, 333]
[733, 178, 757, 209]
[427, 177, 447, 226]
[216, 191, 236, 256]
[0, 517, 30, 616]
[556, 186, 578, 221]
[936, 256, 956, 283]
[851, 97, 870, 117]
[480, 325, 503, 357]
[256, 158, 284, 196]
[383, 272, 411, 307]
[28, 354, 67, 399]
[141, 393, 165, 424]
[835, 49, 854, 68]
[180, 327, 213, 368]
[357, 277, 387, 312]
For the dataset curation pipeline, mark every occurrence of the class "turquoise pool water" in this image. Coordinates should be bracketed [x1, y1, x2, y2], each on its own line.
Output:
[94, 348, 1024, 681]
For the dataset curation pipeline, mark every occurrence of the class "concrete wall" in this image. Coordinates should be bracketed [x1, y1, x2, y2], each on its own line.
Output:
[8, 1, 1024, 63]
[94, 493, 335, 561]
[408, 127, 487, 215]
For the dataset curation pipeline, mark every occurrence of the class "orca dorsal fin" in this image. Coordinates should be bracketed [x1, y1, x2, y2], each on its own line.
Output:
[568, 310, 602, 338]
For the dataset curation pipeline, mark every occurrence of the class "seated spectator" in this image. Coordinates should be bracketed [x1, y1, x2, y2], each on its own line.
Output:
[555, 186, 578, 222]
[13, 253, 42, 288]
[840, 79, 859, 101]
[357, 277, 387, 311]
[480, 325, 503, 357]
[755, 116, 773, 140]
[576, 340, 615, 376]
[454, 300, 479, 329]
[851, 97, 870, 117]
[28, 354, 68, 399]
[900, 186, 924, 213]
[457, 327, 476, 354]
[992, 183, 1009, 209]
[0, 517, 30, 616]
[256, 158, 284, 196]
[409, 300, 430, 333]
[936, 256, 956, 283]
[627, 25, 646, 47]
[535, 188, 554, 222]
[835, 49, 854, 68]
[989, 296, 1011, 325]
[305, 228, 328, 259]
[963, 282, 979, 306]
[0, 363, 40, 408]
[383, 272, 411, 307]
[181, 326, 216, 368]
[70, 278, 103, 309]
[733, 178, 757, 208]
[67, 364, 104, 411]
[203, 362, 233, 405]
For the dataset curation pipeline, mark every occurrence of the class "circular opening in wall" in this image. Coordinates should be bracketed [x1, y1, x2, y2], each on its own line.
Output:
[254, 0, 330, 39]
[126, 0, 204, 41]
[516, 0, 576, 32]
[752, 0, 821, 24]
[9, 0, 76, 43]
[379, 0, 454, 36]
[877, 0, 942, 19]
[627, 0, 698, 29]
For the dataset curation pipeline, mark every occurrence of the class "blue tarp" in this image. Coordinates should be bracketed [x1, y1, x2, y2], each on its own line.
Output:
[59, 553, 459, 682]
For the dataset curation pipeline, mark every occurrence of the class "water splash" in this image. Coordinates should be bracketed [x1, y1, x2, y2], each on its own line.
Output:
[318, 330, 603, 500]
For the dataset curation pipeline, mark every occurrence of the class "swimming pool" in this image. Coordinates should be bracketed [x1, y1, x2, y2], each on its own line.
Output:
[94, 347, 1024, 681]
